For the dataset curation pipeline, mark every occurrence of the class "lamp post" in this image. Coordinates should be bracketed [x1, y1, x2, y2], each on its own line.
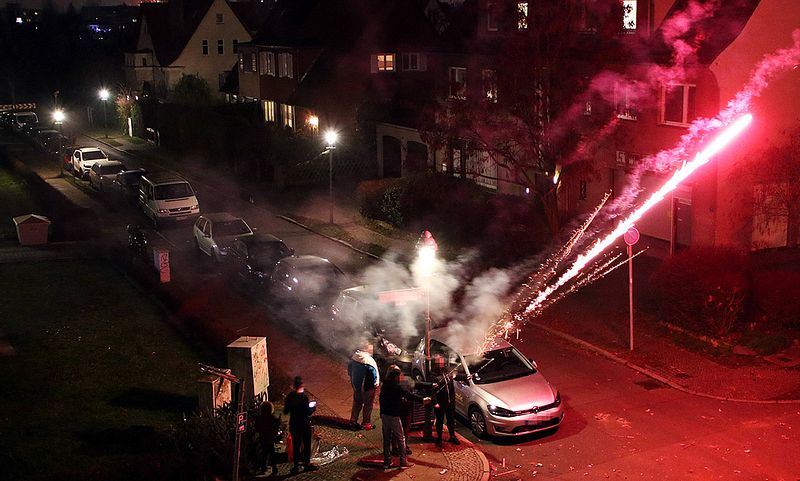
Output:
[416, 230, 438, 372]
[324, 130, 338, 224]
[53, 109, 66, 177]
[99, 88, 110, 138]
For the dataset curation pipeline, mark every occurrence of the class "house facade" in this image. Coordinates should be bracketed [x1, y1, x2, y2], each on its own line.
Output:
[124, 0, 266, 98]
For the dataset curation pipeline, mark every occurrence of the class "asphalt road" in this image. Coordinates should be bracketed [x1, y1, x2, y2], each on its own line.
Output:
[9, 133, 800, 480]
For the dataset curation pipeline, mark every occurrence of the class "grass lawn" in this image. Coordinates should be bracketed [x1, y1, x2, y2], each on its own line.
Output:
[0, 167, 45, 240]
[0, 260, 201, 481]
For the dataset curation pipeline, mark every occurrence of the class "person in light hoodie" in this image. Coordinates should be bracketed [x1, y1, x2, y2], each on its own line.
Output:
[348, 342, 380, 430]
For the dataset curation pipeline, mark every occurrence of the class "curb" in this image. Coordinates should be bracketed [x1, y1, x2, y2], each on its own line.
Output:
[278, 214, 386, 262]
[532, 321, 800, 404]
[452, 432, 491, 481]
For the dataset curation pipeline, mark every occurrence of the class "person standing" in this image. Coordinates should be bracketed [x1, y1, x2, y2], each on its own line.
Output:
[283, 376, 319, 475]
[379, 369, 416, 469]
[430, 356, 460, 446]
[348, 343, 379, 430]
[254, 400, 282, 477]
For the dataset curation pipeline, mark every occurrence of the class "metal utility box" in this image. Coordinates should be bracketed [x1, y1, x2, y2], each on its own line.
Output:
[13, 214, 50, 246]
[227, 336, 269, 402]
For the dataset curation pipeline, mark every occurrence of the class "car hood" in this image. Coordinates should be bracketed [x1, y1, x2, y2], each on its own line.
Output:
[473, 373, 555, 411]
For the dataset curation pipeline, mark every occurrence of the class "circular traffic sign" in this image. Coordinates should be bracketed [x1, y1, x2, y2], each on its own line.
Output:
[623, 227, 640, 246]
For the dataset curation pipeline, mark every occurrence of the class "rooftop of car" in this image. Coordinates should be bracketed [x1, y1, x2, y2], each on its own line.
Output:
[142, 171, 189, 184]
[202, 212, 244, 223]
[430, 326, 513, 356]
[92, 160, 125, 166]
[75, 147, 104, 153]
[239, 232, 282, 244]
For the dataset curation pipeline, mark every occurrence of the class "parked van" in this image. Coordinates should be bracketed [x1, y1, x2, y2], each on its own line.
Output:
[138, 172, 200, 228]
[12, 111, 38, 133]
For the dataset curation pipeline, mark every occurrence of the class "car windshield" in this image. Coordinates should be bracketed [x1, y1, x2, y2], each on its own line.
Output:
[154, 182, 193, 200]
[214, 219, 251, 237]
[17, 114, 37, 123]
[83, 150, 106, 161]
[99, 164, 124, 175]
[464, 347, 535, 384]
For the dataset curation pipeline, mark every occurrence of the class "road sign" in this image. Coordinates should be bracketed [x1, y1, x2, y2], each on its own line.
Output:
[378, 288, 425, 304]
[237, 412, 248, 433]
[623, 227, 640, 246]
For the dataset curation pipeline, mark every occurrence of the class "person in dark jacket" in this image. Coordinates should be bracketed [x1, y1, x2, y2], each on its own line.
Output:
[430, 355, 460, 446]
[348, 343, 380, 430]
[283, 376, 319, 475]
[254, 400, 282, 477]
[379, 369, 422, 469]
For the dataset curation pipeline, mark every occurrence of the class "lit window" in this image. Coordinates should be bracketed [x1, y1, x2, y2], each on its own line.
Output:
[278, 53, 293, 78]
[217, 39, 224, 55]
[201, 39, 208, 56]
[482, 69, 497, 103]
[266, 52, 275, 76]
[614, 82, 638, 120]
[402, 53, 419, 71]
[306, 114, 319, 132]
[238, 53, 244, 71]
[216, 13, 224, 24]
[264, 100, 276, 123]
[622, 0, 636, 31]
[449, 67, 466, 99]
[251, 53, 257, 72]
[660, 84, 696, 126]
[377, 54, 395, 71]
[281, 104, 295, 129]
[517, 2, 528, 30]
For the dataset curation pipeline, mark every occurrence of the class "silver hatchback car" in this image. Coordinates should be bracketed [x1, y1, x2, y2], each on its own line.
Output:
[412, 327, 563, 438]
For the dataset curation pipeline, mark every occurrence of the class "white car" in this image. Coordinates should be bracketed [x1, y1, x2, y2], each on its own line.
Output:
[193, 213, 254, 262]
[89, 160, 127, 192]
[72, 147, 109, 179]
[412, 327, 564, 438]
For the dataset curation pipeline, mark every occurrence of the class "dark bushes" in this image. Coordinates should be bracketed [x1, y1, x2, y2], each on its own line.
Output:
[647, 247, 749, 338]
[751, 269, 800, 331]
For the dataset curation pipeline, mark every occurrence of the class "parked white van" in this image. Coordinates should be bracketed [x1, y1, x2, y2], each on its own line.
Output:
[138, 172, 200, 228]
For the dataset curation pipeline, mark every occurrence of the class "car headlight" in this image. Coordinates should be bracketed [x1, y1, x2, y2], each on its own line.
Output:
[158, 208, 169, 214]
[487, 405, 516, 417]
[190, 204, 199, 210]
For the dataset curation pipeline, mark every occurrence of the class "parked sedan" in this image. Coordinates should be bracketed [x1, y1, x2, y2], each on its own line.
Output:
[193, 213, 254, 262]
[89, 160, 127, 191]
[269, 255, 348, 312]
[228, 232, 294, 285]
[112, 169, 147, 203]
[412, 327, 563, 439]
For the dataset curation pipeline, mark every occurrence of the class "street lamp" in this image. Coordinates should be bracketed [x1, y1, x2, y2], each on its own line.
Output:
[324, 130, 338, 224]
[416, 230, 438, 371]
[99, 88, 110, 138]
[53, 109, 66, 176]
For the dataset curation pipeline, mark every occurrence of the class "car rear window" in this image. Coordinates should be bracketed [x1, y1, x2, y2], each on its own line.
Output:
[154, 182, 194, 200]
[83, 150, 107, 161]
[99, 164, 124, 174]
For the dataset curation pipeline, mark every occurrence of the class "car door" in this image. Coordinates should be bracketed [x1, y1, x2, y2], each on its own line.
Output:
[194, 218, 209, 255]
[72, 151, 80, 171]
[451, 354, 471, 416]
[228, 239, 247, 279]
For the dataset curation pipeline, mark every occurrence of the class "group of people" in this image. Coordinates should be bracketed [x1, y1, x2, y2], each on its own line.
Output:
[252, 343, 461, 476]
[348, 343, 460, 470]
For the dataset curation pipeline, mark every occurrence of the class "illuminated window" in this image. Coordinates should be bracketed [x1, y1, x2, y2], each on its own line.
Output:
[201, 39, 209, 56]
[660, 84, 696, 126]
[217, 39, 224, 55]
[622, 0, 636, 31]
[278, 53, 293, 78]
[482, 69, 497, 103]
[281, 104, 295, 129]
[449, 67, 466, 99]
[402, 53, 419, 71]
[614, 82, 638, 120]
[306, 114, 319, 132]
[251, 53, 257, 72]
[517, 2, 528, 30]
[487, 3, 498, 31]
[266, 52, 275, 75]
[377, 54, 395, 71]
[263, 100, 276, 123]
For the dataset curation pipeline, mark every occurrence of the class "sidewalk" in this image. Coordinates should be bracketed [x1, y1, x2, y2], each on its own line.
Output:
[88, 132, 800, 404]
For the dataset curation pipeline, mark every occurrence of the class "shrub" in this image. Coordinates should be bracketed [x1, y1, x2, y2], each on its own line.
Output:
[647, 247, 749, 338]
[750, 269, 800, 331]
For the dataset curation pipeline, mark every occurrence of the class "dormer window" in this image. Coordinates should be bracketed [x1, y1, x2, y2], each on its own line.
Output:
[402, 53, 420, 71]
[377, 54, 395, 72]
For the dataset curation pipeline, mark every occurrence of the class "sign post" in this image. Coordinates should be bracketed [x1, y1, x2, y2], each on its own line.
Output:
[623, 227, 640, 351]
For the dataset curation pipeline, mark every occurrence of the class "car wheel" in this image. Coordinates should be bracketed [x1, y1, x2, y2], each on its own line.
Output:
[469, 407, 488, 439]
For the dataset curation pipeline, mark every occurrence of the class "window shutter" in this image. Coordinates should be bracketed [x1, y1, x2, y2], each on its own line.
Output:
[287, 54, 293, 78]
[370, 55, 377, 73]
